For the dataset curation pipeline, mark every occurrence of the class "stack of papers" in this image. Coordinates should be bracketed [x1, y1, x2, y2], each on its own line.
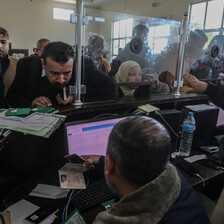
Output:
[4, 199, 58, 224]
[29, 184, 70, 199]
[0, 110, 66, 138]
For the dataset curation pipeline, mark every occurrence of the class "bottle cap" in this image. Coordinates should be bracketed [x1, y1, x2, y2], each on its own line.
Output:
[188, 112, 193, 116]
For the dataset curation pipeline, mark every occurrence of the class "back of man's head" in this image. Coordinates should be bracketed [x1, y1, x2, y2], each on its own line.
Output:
[107, 116, 171, 187]
[36, 38, 50, 50]
[132, 24, 149, 37]
[41, 41, 74, 65]
[189, 29, 208, 43]
[0, 27, 9, 40]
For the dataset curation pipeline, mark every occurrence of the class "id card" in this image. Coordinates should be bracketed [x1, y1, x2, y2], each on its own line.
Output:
[59, 163, 86, 189]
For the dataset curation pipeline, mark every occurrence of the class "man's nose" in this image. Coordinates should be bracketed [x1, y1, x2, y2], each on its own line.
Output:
[57, 74, 65, 84]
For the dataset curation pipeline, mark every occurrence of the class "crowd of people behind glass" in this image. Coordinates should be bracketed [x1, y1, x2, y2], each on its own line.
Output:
[85, 25, 224, 98]
[2, 24, 224, 108]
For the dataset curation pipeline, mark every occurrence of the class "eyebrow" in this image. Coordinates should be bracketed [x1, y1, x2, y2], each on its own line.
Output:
[50, 70, 72, 75]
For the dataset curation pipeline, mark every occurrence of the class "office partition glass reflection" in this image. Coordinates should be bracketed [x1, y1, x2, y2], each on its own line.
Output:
[81, 8, 181, 102]
[187, 0, 224, 81]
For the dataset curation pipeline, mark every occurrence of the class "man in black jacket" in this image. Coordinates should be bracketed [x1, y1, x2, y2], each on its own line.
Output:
[7, 41, 115, 108]
[0, 27, 18, 108]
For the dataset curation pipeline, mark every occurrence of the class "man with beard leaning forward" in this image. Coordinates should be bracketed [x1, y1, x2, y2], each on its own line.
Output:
[7, 41, 115, 107]
[6, 41, 74, 108]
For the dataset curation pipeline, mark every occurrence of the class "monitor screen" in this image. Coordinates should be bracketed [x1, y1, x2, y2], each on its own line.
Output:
[64, 117, 126, 156]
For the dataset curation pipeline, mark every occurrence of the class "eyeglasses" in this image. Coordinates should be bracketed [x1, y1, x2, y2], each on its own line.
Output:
[0, 40, 7, 45]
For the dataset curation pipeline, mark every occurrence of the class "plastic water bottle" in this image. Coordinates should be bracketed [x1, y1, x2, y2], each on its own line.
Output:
[179, 112, 196, 157]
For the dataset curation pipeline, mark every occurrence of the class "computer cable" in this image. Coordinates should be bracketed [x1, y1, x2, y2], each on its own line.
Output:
[155, 111, 179, 138]
[135, 110, 145, 115]
[196, 173, 205, 189]
[0, 211, 6, 224]
[62, 176, 90, 221]
[65, 189, 75, 219]
[94, 113, 118, 119]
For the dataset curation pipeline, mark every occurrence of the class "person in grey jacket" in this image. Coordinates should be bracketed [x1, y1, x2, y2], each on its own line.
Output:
[83, 116, 209, 224]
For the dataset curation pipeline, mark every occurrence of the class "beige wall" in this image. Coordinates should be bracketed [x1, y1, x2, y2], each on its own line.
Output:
[100, 0, 199, 21]
[0, 0, 198, 55]
[0, 0, 77, 54]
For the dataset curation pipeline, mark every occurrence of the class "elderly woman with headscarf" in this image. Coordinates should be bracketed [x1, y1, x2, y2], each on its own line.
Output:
[115, 61, 170, 98]
[115, 61, 143, 97]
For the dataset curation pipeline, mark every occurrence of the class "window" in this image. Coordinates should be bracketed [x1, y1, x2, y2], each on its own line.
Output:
[53, 7, 75, 21]
[95, 17, 105, 22]
[112, 18, 133, 58]
[190, 0, 224, 44]
[148, 24, 171, 54]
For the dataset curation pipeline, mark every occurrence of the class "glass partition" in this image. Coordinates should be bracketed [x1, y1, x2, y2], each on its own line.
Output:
[186, 0, 224, 80]
[81, 8, 181, 102]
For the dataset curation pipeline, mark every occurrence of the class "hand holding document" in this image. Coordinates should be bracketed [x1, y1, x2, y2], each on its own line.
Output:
[59, 163, 86, 189]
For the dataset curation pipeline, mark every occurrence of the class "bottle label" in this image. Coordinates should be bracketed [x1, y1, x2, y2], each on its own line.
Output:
[182, 123, 195, 133]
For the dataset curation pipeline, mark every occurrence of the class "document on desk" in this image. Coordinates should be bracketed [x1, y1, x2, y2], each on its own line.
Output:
[29, 184, 69, 199]
[4, 199, 58, 224]
[0, 111, 67, 138]
[4, 199, 39, 224]
[0, 113, 56, 131]
[59, 163, 86, 189]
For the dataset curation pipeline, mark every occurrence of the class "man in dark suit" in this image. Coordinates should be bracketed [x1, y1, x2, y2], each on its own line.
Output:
[0, 27, 18, 108]
[7, 41, 115, 108]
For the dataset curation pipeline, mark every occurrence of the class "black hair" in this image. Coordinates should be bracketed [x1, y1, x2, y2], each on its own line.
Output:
[189, 29, 208, 42]
[107, 116, 171, 187]
[132, 24, 149, 36]
[36, 38, 50, 49]
[0, 27, 9, 40]
[41, 41, 74, 65]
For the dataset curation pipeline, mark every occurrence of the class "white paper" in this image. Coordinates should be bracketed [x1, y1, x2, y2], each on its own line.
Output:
[0, 114, 56, 131]
[4, 199, 39, 224]
[29, 184, 69, 199]
[184, 154, 206, 163]
[0, 110, 35, 122]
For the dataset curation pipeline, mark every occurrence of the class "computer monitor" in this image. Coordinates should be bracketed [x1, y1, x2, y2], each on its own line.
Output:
[64, 116, 126, 156]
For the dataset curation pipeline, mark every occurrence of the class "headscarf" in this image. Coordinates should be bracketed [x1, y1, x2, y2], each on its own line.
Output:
[115, 61, 141, 96]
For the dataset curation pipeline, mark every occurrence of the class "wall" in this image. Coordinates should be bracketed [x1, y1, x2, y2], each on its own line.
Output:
[100, 0, 199, 21]
[0, 0, 77, 54]
[0, 0, 198, 55]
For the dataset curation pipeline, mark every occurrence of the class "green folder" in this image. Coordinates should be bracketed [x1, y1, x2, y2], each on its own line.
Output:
[5, 108, 31, 116]
[32, 106, 55, 113]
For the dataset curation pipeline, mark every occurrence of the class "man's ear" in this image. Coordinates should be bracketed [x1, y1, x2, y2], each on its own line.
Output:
[41, 58, 45, 69]
[105, 154, 115, 176]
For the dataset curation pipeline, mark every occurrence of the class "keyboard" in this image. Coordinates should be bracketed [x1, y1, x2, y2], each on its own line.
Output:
[72, 179, 116, 211]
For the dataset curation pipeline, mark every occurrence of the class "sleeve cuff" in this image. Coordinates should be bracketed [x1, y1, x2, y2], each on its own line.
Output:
[204, 82, 219, 99]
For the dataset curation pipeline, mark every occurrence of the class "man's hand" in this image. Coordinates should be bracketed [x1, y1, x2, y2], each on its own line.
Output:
[31, 96, 52, 108]
[182, 74, 208, 93]
[81, 155, 101, 168]
[56, 94, 74, 105]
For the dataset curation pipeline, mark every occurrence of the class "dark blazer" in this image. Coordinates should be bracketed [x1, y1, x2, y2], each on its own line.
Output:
[205, 82, 224, 110]
[6, 56, 43, 108]
[6, 56, 115, 107]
